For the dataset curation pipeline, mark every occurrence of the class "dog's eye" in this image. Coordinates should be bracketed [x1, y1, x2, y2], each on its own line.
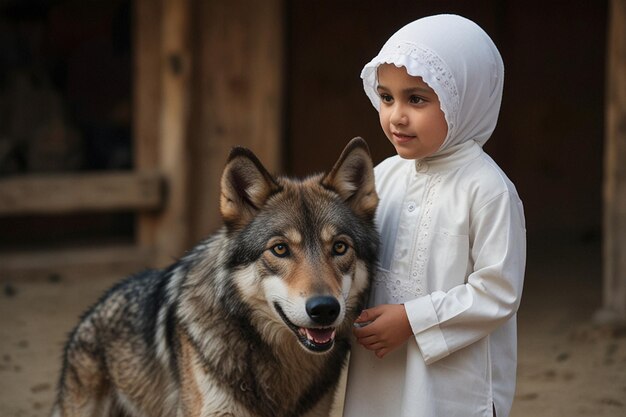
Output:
[332, 241, 348, 256]
[270, 243, 290, 258]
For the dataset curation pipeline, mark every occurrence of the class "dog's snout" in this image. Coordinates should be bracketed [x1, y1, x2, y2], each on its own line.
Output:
[306, 296, 340, 325]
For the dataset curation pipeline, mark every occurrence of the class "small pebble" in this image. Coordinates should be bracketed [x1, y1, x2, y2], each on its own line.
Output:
[48, 273, 62, 283]
[4, 284, 17, 297]
[30, 383, 51, 393]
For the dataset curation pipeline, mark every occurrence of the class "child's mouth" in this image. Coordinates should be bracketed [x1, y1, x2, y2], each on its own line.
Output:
[393, 132, 416, 143]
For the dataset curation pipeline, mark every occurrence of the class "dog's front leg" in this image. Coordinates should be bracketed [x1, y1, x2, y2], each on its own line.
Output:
[176, 330, 208, 417]
[53, 344, 116, 417]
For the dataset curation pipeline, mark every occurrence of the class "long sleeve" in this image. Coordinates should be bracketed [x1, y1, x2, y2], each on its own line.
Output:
[404, 190, 526, 364]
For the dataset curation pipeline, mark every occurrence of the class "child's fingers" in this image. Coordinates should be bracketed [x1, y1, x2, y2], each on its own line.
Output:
[360, 339, 385, 351]
[359, 339, 388, 356]
[375, 348, 389, 358]
[354, 306, 384, 323]
[352, 320, 380, 339]
[355, 332, 379, 345]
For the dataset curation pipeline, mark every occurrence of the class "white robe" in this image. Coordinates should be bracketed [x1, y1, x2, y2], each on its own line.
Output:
[343, 140, 526, 417]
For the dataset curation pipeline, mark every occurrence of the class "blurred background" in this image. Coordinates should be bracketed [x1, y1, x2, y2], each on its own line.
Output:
[1, 0, 625, 416]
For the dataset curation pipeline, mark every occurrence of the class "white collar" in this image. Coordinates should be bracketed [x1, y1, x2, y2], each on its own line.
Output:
[413, 140, 482, 174]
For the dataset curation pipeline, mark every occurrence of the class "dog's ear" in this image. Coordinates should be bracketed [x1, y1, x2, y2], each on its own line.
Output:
[220, 147, 280, 229]
[321, 137, 378, 221]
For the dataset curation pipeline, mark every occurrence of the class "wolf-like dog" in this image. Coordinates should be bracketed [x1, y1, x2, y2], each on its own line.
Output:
[52, 137, 379, 417]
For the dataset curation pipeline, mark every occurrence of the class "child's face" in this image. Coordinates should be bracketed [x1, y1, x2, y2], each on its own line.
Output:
[376, 64, 448, 160]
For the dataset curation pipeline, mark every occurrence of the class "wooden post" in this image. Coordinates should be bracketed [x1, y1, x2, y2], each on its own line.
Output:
[133, 0, 192, 267]
[133, 0, 163, 254]
[0, 172, 162, 215]
[188, 0, 284, 241]
[154, 0, 192, 266]
[133, 0, 282, 264]
[600, 0, 626, 322]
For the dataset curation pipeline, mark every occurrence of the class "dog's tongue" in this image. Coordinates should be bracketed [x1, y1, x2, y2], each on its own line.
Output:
[305, 328, 336, 344]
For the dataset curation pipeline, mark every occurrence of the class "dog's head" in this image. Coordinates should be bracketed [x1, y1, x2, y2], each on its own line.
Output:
[220, 138, 379, 353]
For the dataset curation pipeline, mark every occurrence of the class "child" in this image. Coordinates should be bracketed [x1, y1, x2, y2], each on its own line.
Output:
[342, 14, 526, 417]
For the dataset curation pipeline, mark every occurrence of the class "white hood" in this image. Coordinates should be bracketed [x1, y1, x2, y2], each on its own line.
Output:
[361, 14, 504, 154]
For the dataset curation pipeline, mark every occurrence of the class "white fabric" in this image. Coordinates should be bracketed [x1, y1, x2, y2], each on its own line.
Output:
[343, 142, 526, 417]
[361, 14, 504, 151]
[343, 14, 525, 417]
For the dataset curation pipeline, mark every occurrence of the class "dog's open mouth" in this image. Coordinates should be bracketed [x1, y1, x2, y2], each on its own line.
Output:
[274, 303, 336, 353]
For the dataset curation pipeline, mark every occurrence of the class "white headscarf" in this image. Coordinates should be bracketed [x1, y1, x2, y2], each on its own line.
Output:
[361, 14, 504, 152]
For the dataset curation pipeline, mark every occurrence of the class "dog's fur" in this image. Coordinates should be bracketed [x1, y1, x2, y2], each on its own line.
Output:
[52, 138, 379, 417]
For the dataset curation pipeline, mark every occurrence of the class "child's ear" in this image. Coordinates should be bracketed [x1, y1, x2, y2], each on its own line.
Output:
[321, 137, 378, 221]
[220, 147, 280, 230]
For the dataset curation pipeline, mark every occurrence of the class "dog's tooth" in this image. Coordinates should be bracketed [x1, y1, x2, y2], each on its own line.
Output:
[300, 328, 308, 338]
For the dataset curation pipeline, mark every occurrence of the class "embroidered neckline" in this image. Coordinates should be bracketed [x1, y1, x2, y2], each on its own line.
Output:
[373, 172, 443, 303]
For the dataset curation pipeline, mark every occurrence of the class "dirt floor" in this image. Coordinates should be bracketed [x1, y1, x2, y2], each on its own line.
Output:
[1, 239, 625, 417]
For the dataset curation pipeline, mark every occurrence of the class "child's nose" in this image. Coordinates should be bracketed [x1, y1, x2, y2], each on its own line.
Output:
[390, 105, 408, 125]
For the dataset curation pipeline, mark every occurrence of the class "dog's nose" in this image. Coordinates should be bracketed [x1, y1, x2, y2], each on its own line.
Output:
[306, 296, 340, 325]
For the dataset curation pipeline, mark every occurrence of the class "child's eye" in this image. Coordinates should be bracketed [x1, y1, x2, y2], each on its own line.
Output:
[379, 93, 393, 103]
[409, 95, 426, 104]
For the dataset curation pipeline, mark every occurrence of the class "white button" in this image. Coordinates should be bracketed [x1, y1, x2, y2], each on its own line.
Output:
[416, 160, 429, 172]
[407, 202, 416, 212]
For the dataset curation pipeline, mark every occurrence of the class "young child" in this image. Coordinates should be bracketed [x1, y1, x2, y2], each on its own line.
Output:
[343, 14, 526, 417]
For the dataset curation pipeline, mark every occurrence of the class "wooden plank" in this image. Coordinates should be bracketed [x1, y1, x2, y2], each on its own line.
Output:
[0, 171, 163, 215]
[132, 0, 192, 267]
[152, 0, 192, 266]
[133, 0, 163, 250]
[600, 0, 626, 322]
[0, 244, 153, 281]
[188, 0, 284, 242]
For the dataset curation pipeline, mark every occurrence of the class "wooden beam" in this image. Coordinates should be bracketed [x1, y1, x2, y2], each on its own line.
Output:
[0, 171, 163, 216]
[601, 0, 626, 322]
[0, 244, 153, 281]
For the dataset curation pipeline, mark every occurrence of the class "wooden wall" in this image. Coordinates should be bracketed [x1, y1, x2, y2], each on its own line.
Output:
[0, 0, 284, 277]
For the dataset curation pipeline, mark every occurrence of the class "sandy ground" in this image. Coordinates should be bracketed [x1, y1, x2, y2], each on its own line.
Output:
[1, 239, 625, 417]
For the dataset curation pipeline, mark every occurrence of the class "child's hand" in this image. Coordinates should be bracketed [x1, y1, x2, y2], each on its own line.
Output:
[352, 304, 413, 358]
